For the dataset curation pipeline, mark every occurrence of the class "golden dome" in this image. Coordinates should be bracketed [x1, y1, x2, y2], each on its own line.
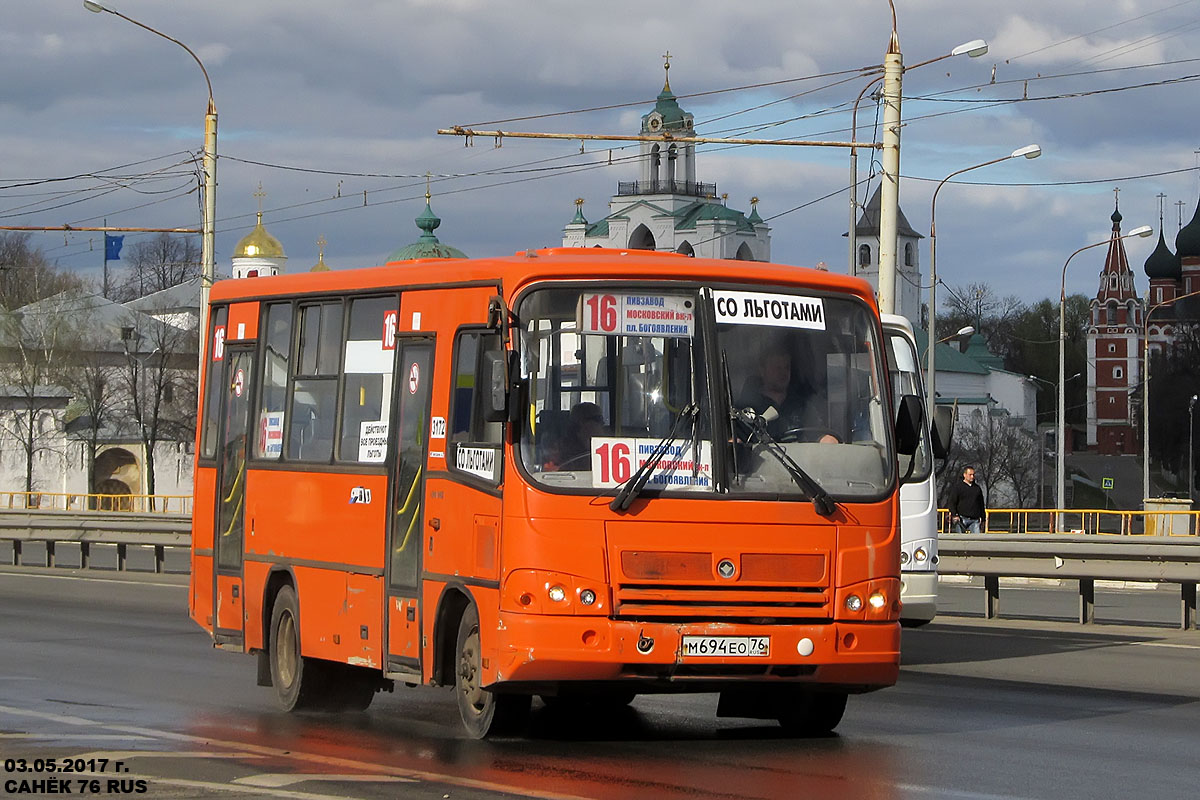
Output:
[233, 212, 285, 259]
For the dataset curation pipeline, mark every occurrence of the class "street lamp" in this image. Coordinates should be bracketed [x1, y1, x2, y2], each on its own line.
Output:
[848, 37, 990, 276]
[84, 1, 216, 384]
[875, 7, 988, 314]
[1141, 288, 1200, 502]
[927, 145, 1040, 412]
[1059, 225, 1152, 523]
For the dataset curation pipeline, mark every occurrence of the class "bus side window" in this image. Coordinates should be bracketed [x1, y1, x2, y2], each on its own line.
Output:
[337, 296, 396, 463]
[286, 300, 343, 462]
[449, 329, 503, 483]
[254, 301, 291, 460]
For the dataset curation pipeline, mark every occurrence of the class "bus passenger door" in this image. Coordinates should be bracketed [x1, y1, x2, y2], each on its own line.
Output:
[213, 347, 255, 647]
[385, 338, 434, 673]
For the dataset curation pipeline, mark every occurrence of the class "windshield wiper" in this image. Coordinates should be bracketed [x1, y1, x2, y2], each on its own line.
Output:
[610, 402, 699, 512]
[732, 406, 837, 517]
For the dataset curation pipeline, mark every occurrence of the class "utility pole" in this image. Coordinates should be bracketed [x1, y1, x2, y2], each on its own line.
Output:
[877, 28, 903, 315]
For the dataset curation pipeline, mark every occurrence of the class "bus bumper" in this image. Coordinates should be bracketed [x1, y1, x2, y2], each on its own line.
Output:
[492, 615, 899, 689]
[899, 571, 938, 625]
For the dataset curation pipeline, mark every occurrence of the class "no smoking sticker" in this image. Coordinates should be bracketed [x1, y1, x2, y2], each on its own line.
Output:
[232, 368, 245, 397]
[408, 362, 420, 394]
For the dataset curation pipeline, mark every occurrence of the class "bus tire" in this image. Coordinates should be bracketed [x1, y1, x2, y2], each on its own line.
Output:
[455, 604, 529, 738]
[776, 690, 847, 736]
[324, 665, 377, 712]
[268, 585, 324, 711]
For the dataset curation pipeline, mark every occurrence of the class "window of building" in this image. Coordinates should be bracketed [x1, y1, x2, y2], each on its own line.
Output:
[1108, 343, 1116, 353]
[904, 242, 914, 267]
[1106, 301, 1117, 325]
[1113, 366, 1123, 380]
[858, 244, 871, 268]
[449, 329, 504, 484]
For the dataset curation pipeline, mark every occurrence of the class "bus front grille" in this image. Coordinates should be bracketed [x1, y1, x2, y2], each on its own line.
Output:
[613, 584, 830, 620]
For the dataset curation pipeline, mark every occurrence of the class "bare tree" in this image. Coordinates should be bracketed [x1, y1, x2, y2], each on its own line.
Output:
[117, 306, 198, 504]
[939, 407, 1040, 510]
[56, 341, 123, 498]
[0, 292, 83, 497]
[112, 233, 200, 302]
[0, 233, 85, 309]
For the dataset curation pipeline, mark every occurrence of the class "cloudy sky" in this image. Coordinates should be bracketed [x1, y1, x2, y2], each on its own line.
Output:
[4, 0, 1200, 308]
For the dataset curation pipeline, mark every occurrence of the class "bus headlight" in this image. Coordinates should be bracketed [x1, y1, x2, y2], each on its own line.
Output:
[913, 547, 927, 563]
[844, 594, 863, 612]
[868, 591, 887, 610]
[579, 589, 597, 606]
[547, 585, 566, 603]
[899, 551, 910, 565]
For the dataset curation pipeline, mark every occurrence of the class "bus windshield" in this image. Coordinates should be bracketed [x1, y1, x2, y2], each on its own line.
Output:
[517, 285, 893, 500]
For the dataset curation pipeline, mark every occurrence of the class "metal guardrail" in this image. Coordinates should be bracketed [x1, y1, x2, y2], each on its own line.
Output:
[0, 510, 191, 574]
[938, 533, 1200, 630]
[0, 491, 192, 514]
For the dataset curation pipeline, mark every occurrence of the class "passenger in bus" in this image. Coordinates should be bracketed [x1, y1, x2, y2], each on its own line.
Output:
[546, 402, 606, 469]
[740, 342, 837, 443]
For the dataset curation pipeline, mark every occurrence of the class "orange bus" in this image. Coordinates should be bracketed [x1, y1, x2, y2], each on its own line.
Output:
[189, 248, 921, 737]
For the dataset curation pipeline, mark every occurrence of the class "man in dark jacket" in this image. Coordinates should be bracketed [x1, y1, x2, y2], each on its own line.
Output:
[947, 466, 985, 533]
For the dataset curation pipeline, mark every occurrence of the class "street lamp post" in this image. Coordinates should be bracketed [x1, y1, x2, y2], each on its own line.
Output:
[1059, 225, 1152, 525]
[875, 2, 986, 314]
[84, 1, 216, 381]
[1141, 288, 1200, 503]
[927, 145, 1040, 412]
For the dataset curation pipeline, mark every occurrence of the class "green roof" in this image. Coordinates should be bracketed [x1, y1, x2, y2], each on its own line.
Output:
[387, 200, 467, 261]
[674, 201, 755, 233]
[914, 327, 990, 375]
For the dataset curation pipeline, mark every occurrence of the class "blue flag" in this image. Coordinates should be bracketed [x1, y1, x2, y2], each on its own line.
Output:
[104, 233, 124, 261]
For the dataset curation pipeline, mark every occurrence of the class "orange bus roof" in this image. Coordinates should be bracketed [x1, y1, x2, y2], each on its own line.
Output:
[209, 247, 879, 310]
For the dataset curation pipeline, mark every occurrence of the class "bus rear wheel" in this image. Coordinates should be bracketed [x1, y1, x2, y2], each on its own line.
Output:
[455, 604, 529, 738]
[776, 690, 847, 736]
[269, 585, 325, 711]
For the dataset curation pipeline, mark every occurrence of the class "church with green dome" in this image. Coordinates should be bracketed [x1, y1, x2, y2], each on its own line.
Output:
[562, 59, 770, 261]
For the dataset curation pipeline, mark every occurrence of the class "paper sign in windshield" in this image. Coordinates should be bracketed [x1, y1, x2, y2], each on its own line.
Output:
[578, 293, 695, 338]
[358, 420, 388, 463]
[714, 290, 825, 330]
[589, 437, 713, 491]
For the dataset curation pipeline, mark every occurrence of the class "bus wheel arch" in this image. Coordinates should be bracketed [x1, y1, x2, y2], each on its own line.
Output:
[257, 567, 298, 686]
[432, 586, 472, 688]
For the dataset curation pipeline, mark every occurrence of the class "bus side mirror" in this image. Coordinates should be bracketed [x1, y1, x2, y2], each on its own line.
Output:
[482, 350, 508, 422]
[895, 394, 923, 457]
[930, 405, 954, 459]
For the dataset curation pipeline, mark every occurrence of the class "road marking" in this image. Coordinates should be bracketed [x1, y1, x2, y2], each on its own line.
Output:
[0, 572, 185, 589]
[235, 774, 416, 788]
[73, 751, 265, 761]
[132, 776, 372, 800]
[897, 783, 1036, 800]
[0, 703, 102, 726]
[1129, 641, 1200, 650]
[2, 702, 593, 800]
[0, 734, 154, 741]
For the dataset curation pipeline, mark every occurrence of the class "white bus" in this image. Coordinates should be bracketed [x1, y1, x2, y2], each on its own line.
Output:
[882, 315, 951, 627]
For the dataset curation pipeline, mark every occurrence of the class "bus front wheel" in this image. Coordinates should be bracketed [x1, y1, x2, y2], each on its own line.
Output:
[269, 585, 324, 711]
[455, 604, 529, 738]
[776, 690, 847, 736]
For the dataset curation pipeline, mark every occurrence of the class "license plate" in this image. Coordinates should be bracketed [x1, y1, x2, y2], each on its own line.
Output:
[680, 635, 770, 657]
